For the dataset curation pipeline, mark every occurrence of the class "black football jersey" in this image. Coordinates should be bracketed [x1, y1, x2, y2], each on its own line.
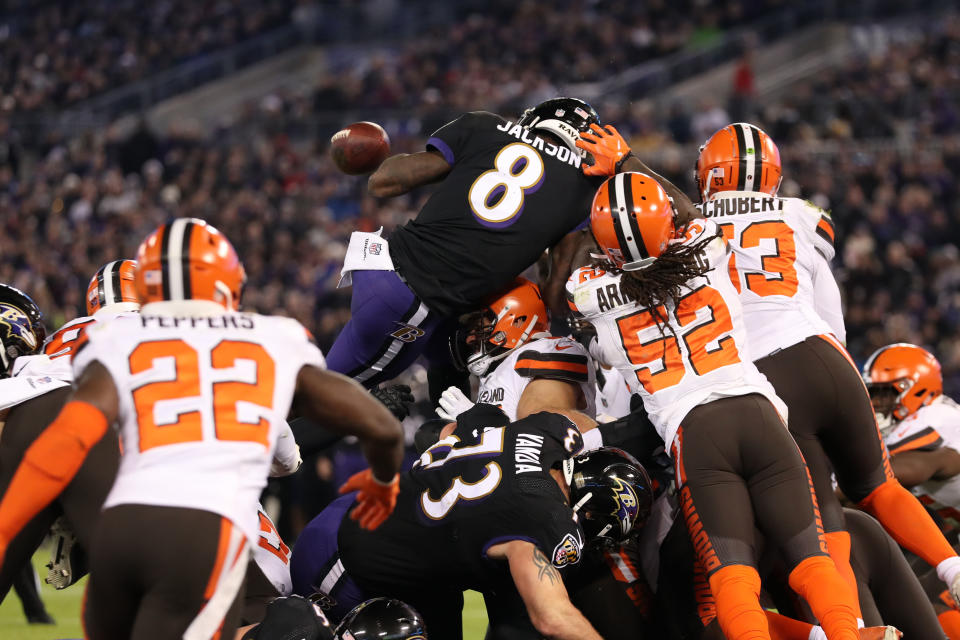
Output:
[338, 409, 587, 597]
[388, 111, 603, 315]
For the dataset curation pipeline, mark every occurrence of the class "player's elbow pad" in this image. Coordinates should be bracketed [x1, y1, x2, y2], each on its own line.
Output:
[24, 401, 109, 482]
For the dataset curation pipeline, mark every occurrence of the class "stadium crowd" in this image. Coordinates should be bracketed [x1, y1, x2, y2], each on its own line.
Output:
[0, 0, 297, 112]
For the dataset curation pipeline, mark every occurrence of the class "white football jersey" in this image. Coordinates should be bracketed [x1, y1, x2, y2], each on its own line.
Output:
[72, 302, 325, 544]
[567, 219, 786, 451]
[885, 396, 960, 522]
[477, 336, 596, 422]
[699, 192, 839, 359]
[2, 312, 138, 410]
[253, 505, 292, 596]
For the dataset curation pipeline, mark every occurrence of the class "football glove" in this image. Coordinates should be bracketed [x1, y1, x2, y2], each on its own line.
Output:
[436, 386, 474, 422]
[370, 384, 415, 421]
[339, 469, 400, 531]
[577, 124, 633, 177]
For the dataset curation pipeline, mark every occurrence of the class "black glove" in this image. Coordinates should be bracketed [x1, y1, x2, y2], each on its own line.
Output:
[371, 384, 415, 421]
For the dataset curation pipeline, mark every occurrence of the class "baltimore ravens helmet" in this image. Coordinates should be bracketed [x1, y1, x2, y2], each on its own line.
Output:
[335, 598, 426, 640]
[517, 97, 600, 152]
[0, 284, 46, 377]
[563, 447, 653, 548]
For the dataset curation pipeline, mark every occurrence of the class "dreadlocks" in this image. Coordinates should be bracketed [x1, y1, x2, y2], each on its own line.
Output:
[595, 228, 721, 333]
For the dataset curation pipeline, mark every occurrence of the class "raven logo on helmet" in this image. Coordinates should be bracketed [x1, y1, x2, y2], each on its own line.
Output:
[610, 476, 640, 537]
[0, 304, 38, 351]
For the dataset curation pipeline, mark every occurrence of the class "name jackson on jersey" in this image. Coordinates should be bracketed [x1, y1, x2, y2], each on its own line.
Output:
[495, 120, 584, 167]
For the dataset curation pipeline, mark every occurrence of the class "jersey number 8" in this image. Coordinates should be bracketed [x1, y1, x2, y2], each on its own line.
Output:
[129, 339, 275, 453]
[468, 143, 544, 228]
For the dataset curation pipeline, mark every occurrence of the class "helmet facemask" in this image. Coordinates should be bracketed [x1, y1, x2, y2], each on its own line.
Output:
[450, 305, 545, 377]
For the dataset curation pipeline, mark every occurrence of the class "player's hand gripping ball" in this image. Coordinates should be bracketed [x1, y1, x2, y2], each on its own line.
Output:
[330, 122, 391, 175]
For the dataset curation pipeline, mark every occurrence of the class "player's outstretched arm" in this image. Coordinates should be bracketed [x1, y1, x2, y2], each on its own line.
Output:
[489, 540, 603, 640]
[890, 448, 960, 488]
[543, 229, 591, 317]
[367, 150, 452, 198]
[0, 362, 118, 563]
[576, 124, 699, 224]
[295, 366, 403, 483]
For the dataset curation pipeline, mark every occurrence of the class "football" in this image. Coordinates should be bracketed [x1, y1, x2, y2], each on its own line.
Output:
[330, 121, 391, 175]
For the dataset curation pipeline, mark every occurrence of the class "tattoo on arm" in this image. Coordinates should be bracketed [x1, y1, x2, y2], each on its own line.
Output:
[532, 546, 561, 586]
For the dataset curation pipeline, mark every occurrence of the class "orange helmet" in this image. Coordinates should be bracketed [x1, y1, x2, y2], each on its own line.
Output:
[590, 172, 675, 271]
[695, 123, 782, 201]
[86, 259, 139, 316]
[134, 218, 246, 310]
[451, 277, 550, 376]
[863, 343, 942, 421]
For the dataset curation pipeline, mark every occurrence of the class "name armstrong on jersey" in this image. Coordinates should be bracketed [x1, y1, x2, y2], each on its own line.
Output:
[595, 281, 635, 314]
[495, 120, 583, 167]
[139, 315, 257, 330]
[701, 195, 784, 218]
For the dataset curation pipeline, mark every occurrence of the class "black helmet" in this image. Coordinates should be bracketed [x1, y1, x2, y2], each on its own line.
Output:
[563, 447, 653, 548]
[517, 97, 600, 152]
[0, 284, 46, 377]
[335, 598, 426, 640]
[250, 595, 334, 640]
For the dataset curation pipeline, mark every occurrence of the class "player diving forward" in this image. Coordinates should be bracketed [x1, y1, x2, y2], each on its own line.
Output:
[0, 218, 406, 640]
[567, 173, 867, 640]
[326, 98, 606, 396]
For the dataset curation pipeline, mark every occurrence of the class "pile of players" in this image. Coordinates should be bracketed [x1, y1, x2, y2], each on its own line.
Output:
[0, 96, 958, 640]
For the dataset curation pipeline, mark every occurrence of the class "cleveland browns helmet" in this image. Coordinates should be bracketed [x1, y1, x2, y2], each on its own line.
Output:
[591, 172, 675, 271]
[564, 447, 653, 548]
[0, 284, 46, 377]
[450, 277, 550, 377]
[517, 97, 600, 152]
[86, 259, 139, 316]
[135, 218, 246, 310]
[695, 123, 782, 201]
[863, 343, 943, 425]
[335, 598, 427, 640]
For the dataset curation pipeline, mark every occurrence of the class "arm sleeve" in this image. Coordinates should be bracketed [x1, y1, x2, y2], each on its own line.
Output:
[426, 111, 492, 166]
[888, 427, 945, 455]
[514, 345, 590, 384]
[270, 420, 302, 477]
[812, 255, 846, 344]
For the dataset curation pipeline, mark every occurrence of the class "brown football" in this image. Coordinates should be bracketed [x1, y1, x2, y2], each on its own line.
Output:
[330, 121, 391, 175]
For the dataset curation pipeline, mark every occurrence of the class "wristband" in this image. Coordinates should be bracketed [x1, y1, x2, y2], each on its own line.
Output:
[371, 472, 398, 486]
[615, 151, 634, 174]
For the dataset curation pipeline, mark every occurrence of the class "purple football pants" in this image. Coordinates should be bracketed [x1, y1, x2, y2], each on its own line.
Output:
[325, 270, 449, 387]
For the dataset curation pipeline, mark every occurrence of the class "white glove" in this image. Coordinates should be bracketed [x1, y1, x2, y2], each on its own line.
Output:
[936, 556, 960, 607]
[436, 386, 475, 422]
[270, 421, 302, 477]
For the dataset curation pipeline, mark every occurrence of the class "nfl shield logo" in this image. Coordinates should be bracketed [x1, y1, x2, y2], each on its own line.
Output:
[369, 242, 382, 256]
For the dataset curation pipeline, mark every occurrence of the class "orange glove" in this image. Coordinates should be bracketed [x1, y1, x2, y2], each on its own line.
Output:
[339, 469, 400, 531]
[576, 123, 633, 177]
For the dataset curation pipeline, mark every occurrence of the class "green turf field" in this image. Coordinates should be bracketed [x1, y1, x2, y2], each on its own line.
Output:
[0, 553, 489, 639]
